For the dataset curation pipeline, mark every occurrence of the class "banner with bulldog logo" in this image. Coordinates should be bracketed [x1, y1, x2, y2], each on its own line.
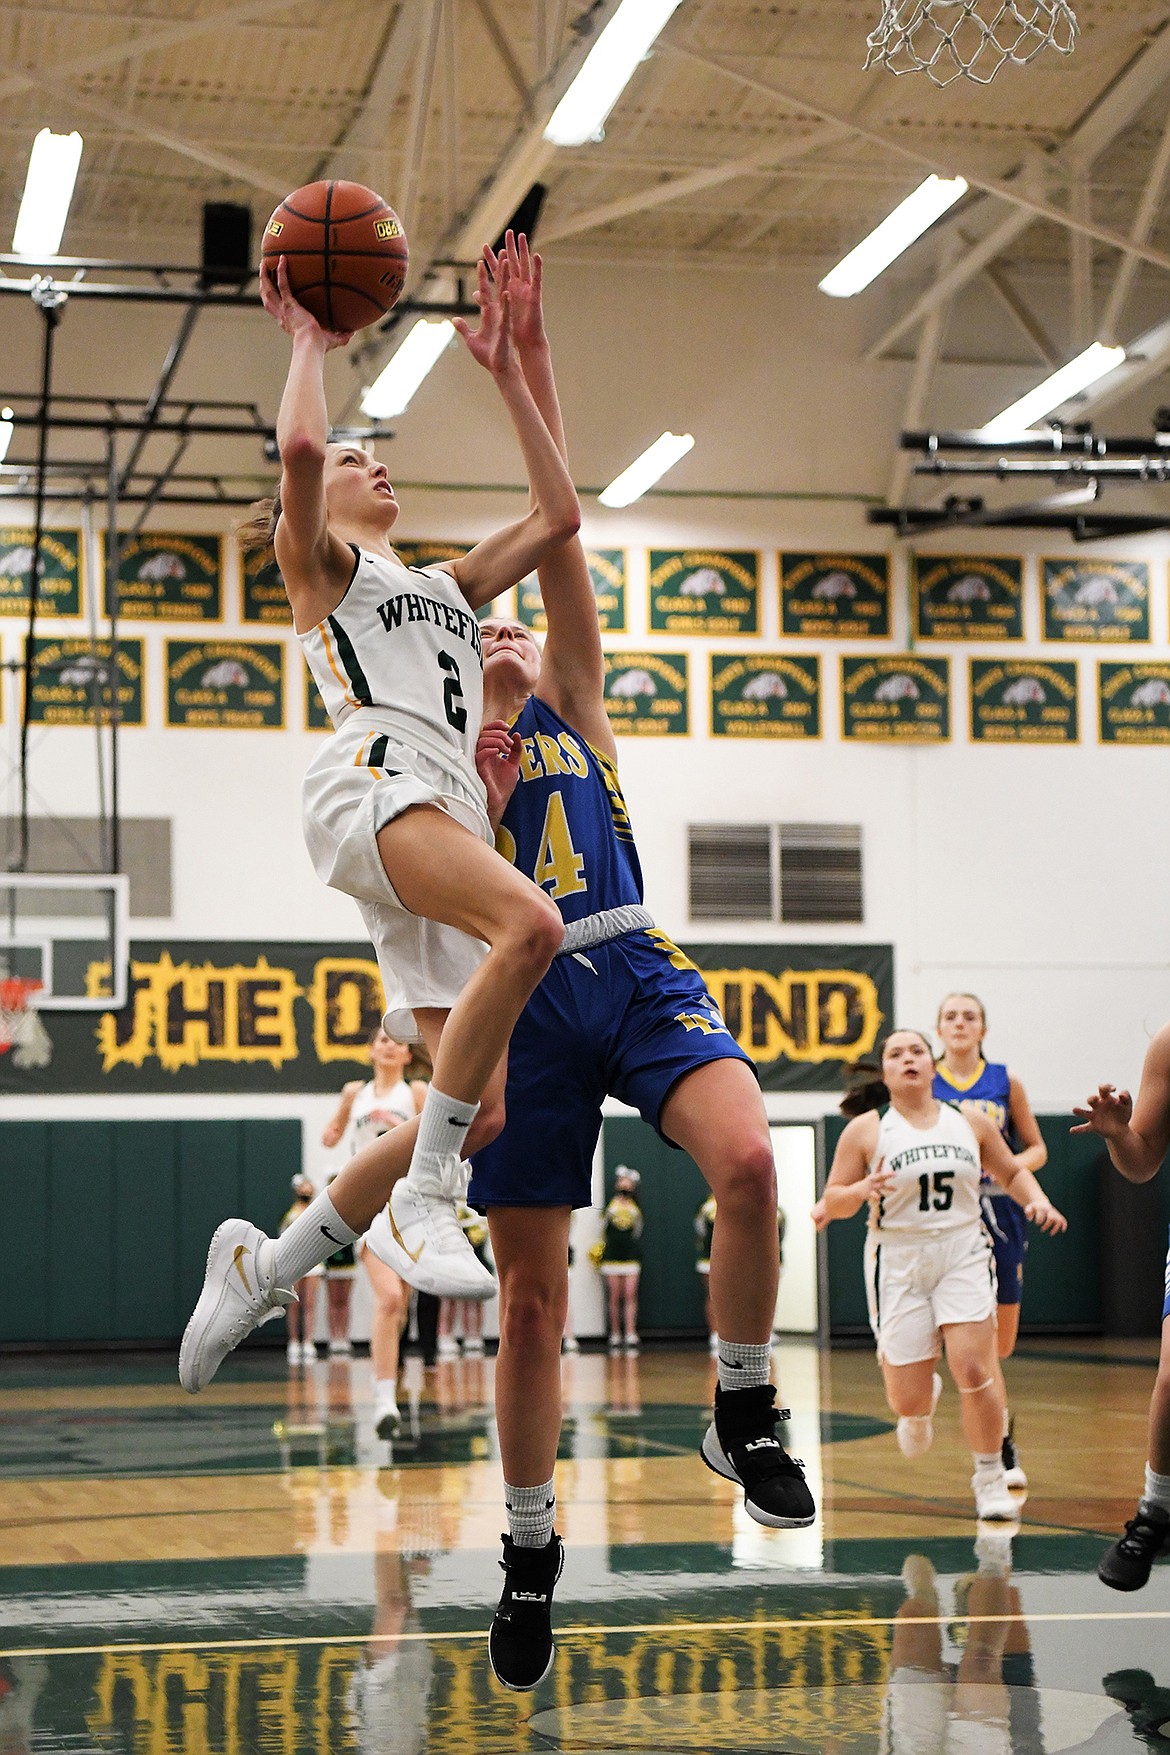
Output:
[106, 533, 223, 621]
[1043, 558, 1150, 643]
[912, 555, 1024, 641]
[603, 652, 689, 735]
[709, 653, 820, 738]
[841, 655, 949, 741]
[0, 526, 83, 618]
[649, 550, 760, 635]
[780, 553, 891, 638]
[165, 639, 285, 728]
[969, 658, 1078, 743]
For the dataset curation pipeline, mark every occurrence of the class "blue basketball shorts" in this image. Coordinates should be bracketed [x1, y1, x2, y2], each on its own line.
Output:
[468, 928, 754, 1209]
[980, 1190, 1028, 1306]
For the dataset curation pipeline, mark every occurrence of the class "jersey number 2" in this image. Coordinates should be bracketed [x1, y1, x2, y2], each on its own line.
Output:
[438, 651, 466, 732]
[917, 1170, 954, 1212]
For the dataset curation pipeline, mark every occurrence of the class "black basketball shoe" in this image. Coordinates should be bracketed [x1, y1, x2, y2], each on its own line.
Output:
[1098, 1504, 1170, 1592]
[1001, 1419, 1027, 1491]
[488, 1531, 564, 1691]
[701, 1383, 816, 1528]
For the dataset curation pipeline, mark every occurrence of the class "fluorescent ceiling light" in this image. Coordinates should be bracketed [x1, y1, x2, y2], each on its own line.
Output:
[599, 431, 694, 507]
[819, 175, 968, 298]
[544, 0, 685, 146]
[0, 409, 13, 464]
[12, 129, 83, 258]
[360, 319, 455, 419]
[979, 342, 1126, 439]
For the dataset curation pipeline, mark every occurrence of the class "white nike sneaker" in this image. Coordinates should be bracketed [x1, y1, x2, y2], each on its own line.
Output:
[179, 1219, 294, 1393]
[972, 1466, 1020, 1522]
[896, 1372, 942, 1459]
[366, 1183, 496, 1300]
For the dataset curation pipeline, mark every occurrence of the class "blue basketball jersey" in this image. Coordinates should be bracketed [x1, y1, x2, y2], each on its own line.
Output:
[933, 1058, 1013, 1190]
[496, 695, 643, 922]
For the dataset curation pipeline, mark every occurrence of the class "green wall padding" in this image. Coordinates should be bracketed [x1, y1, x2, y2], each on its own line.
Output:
[0, 1119, 300, 1345]
[603, 1118, 710, 1333]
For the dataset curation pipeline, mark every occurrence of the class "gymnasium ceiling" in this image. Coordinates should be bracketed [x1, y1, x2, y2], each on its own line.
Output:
[4, 0, 1170, 516]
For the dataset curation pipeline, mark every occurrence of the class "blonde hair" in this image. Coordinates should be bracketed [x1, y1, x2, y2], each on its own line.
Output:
[237, 490, 281, 556]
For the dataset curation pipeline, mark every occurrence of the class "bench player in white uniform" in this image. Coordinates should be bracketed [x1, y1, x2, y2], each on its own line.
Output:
[822, 1029, 1066, 1521]
[179, 249, 581, 1394]
[323, 1027, 424, 1436]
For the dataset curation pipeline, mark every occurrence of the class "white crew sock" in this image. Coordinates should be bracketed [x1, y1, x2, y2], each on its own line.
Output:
[972, 1451, 1002, 1475]
[407, 1087, 479, 1192]
[716, 1338, 772, 1393]
[272, 1191, 360, 1284]
[1140, 1463, 1170, 1515]
[505, 1477, 556, 1549]
[374, 1377, 398, 1404]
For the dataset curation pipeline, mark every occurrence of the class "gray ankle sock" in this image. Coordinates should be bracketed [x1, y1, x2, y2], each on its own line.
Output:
[505, 1478, 555, 1549]
[716, 1338, 772, 1393]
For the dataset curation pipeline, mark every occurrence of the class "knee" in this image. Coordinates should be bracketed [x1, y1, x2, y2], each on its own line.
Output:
[499, 1278, 567, 1353]
[465, 1096, 505, 1156]
[376, 1282, 408, 1325]
[504, 893, 564, 977]
[950, 1355, 993, 1393]
[711, 1136, 778, 1214]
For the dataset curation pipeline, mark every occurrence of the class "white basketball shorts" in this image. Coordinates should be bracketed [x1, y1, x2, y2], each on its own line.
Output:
[864, 1225, 997, 1367]
[302, 712, 490, 1040]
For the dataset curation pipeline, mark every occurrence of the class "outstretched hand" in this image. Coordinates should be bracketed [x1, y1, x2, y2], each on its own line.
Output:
[259, 256, 353, 350]
[1024, 1197, 1067, 1234]
[485, 231, 545, 351]
[476, 719, 522, 820]
[1070, 1083, 1134, 1137]
[453, 257, 516, 378]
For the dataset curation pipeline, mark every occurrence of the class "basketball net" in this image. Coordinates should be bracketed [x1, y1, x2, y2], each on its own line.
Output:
[865, 0, 1077, 86]
[0, 977, 53, 1070]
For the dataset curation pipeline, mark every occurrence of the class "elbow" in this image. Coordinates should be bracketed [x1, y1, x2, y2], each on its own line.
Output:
[280, 433, 327, 472]
[546, 503, 581, 546]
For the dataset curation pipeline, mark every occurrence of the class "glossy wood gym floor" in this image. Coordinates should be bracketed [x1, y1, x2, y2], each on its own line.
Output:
[2, 1338, 1168, 1754]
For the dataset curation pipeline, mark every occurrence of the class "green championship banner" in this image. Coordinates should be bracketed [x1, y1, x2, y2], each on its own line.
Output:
[912, 554, 1023, 641]
[841, 654, 949, 741]
[519, 548, 627, 632]
[395, 539, 471, 569]
[26, 636, 144, 727]
[0, 937, 892, 1093]
[1042, 557, 1150, 642]
[649, 549, 760, 635]
[240, 546, 290, 623]
[969, 657, 1078, 743]
[604, 651, 688, 735]
[780, 553, 891, 638]
[305, 663, 331, 730]
[107, 532, 223, 621]
[165, 639, 284, 728]
[710, 652, 820, 738]
[1098, 660, 1170, 743]
[0, 526, 82, 617]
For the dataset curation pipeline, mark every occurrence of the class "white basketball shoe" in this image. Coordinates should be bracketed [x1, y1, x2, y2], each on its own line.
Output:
[366, 1168, 496, 1300]
[972, 1464, 1020, 1522]
[179, 1219, 295, 1393]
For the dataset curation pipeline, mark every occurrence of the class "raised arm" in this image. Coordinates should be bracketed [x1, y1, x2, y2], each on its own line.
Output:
[492, 233, 614, 756]
[965, 1107, 1065, 1232]
[262, 257, 359, 626]
[821, 1113, 890, 1222]
[445, 256, 580, 610]
[1071, 1021, 1170, 1183]
[322, 1080, 361, 1148]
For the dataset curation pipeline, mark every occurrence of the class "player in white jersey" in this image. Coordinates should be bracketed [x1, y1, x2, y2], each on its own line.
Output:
[323, 1028, 425, 1436]
[179, 248, 581, 1394]
[822, 1030, 1066, 1521]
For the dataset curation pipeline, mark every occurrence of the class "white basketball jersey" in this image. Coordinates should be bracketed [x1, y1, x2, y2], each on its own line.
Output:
[299, 550, 484, 769]
[349, 1078, 415, 1153]
[869, 1101, 985, 1235]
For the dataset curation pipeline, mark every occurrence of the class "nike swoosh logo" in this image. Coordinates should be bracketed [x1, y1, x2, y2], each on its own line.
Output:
[389, 1206, 424, 1264]
[320, 1224, 342, 1244]
[448, 1117, 465, 1126]
[545, 1498, 555, 1509]
[232, 1244, 252, 1293]
[719, 1358, 743, 1369]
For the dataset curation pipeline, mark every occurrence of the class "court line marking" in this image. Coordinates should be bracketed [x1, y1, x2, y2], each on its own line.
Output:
[3, 1608, 1168, 1662]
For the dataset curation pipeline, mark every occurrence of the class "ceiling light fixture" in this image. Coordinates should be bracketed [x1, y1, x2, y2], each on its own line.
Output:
[544, 0, 686, 147]
[13, 130, 84, 259]
[360, 319, 455, 419]
[979, 342, 1127, 439]
[599, 431, 694, 507]
[819, 174, 968, 298]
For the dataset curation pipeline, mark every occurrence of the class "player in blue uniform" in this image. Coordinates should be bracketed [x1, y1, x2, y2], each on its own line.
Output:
[933, 992, 1047, 1491]
[469, 234, 814, 1692]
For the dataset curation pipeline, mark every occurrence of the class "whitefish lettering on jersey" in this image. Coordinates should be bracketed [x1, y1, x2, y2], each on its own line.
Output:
[376, 588, 483, 659]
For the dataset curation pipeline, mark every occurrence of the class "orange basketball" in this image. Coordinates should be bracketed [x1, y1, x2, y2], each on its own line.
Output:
[260, 181, 408, 333]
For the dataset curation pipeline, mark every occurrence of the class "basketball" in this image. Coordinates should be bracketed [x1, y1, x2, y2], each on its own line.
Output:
[260, 181, 408, 333]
